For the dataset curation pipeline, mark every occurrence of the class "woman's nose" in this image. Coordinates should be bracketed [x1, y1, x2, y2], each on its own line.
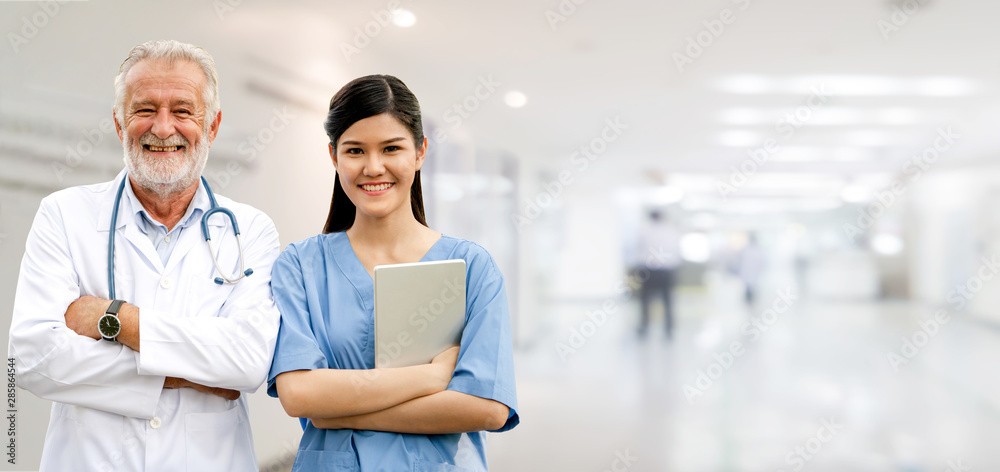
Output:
[363, 154, 386, 176]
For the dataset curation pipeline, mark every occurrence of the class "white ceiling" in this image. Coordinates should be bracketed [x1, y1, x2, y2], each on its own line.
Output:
[2, 0, 999, 200]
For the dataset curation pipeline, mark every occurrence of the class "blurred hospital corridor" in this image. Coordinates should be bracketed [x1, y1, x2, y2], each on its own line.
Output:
[490, 293, 1000, 471]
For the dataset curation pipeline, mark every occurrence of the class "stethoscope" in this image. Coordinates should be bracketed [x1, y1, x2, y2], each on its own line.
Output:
[107, 174, 253, 299]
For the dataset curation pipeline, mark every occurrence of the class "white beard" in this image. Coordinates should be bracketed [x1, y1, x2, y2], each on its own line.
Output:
[123, 132, 209, 198]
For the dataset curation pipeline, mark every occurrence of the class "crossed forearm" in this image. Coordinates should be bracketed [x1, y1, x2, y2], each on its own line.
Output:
[310, 390, 509, 434]
[63, 295, 238, 400]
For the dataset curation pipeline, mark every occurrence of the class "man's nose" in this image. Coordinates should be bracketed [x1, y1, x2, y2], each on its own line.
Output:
[150, 108, 175, 139]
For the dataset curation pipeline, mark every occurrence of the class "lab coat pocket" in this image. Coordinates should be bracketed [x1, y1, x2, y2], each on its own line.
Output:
[184, 404, 255, 472]
[413, 459, 478, 472]
[291, 450, 359, 471]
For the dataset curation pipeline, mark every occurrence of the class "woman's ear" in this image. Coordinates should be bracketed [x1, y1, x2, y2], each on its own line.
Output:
[414, 136, 428, 171]
[329, 143, 338, 170]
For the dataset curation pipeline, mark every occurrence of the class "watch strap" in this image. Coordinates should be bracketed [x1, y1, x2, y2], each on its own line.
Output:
[106, 299, 125, 315]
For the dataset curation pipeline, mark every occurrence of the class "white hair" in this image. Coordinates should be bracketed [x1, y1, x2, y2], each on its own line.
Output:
[113, 40, 220, 130]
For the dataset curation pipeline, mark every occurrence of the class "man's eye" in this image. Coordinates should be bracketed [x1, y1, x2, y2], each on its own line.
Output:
[175, 109, 191, 115]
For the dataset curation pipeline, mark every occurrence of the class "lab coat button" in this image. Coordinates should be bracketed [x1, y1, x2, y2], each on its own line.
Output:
[160, 278, 172, 289]
[149, 416, 162, 429]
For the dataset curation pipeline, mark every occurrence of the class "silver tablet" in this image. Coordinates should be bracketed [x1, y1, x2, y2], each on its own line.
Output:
[373, 259, 467, 368]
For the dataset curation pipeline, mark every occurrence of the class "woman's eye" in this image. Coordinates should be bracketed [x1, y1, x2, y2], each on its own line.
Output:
[384, 145, 401, 152]
[345, 148, 363, 155]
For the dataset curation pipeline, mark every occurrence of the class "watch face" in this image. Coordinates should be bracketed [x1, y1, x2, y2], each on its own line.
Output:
[99, 314, 121, 338]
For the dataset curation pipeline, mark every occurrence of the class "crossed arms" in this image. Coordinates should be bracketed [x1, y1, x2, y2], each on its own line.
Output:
[275, 346, 510, 434]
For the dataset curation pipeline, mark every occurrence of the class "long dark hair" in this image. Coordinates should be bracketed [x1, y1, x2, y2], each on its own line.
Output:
[322, 75, 427, 233]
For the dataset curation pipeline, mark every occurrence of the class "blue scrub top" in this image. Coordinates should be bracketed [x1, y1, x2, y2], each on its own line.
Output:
[267, 232, 519, 471]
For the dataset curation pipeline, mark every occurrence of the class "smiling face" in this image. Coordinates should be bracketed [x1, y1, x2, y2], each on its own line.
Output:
[332, 112, 427, 222]
[116, 58, 220, 197]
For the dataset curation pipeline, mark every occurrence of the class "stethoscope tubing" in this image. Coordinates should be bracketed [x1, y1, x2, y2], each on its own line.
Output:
[107, 174, 252, 299]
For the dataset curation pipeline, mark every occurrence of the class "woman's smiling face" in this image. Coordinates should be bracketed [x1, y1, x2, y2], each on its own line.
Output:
[332, 112, 427, 221]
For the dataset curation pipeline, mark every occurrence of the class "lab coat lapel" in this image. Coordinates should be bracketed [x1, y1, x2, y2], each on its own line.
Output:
[121, 218, 164, 274]
[162, 223, 201, 277]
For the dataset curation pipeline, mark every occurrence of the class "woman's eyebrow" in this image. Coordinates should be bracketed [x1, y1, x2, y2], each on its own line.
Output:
[340, 137, 407, 146]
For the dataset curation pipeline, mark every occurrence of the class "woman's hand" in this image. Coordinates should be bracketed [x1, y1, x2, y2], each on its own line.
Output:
[429, 346, 460, 390]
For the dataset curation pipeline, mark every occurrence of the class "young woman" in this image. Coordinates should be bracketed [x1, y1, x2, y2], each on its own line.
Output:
[267, 75, 519, 471]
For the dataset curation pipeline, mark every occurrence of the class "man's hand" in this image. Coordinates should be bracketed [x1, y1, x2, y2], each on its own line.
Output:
[64, 295, 111, 340]
[164, 377, 241, 401]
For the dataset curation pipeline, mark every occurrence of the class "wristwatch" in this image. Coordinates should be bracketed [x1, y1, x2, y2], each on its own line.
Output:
[98, 299, 125, 342]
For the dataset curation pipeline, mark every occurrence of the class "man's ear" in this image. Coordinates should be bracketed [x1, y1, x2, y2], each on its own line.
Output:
[414, 136, 428, 171]
[329, 143, 337, 171]
[207, 110, 222, 143]
[113, 110, 124, 142]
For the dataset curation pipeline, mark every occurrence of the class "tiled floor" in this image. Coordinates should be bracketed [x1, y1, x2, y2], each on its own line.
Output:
[486, 292, 1000, 471]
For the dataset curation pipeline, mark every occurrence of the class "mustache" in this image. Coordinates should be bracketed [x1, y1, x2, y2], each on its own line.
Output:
[137, 133, 189, 148]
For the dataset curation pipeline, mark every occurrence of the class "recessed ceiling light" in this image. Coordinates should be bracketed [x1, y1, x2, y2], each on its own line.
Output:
[872, 234, 904, 256]
[716, 74, 980, 97]
[392, 9, 416, 27]
[840, 184, 870, 203]
[717, 130, 760, 147]
[504, 91, 527, 108]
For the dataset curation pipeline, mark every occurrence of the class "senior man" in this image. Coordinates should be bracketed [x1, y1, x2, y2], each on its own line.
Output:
[8, 40, 280, 471]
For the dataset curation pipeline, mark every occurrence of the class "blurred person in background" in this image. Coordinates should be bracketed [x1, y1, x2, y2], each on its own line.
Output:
[267, 75, 519, 471]
[637, 210, 681, 339]
[7, 40, 280, 471]
[732, 232, 766, 306]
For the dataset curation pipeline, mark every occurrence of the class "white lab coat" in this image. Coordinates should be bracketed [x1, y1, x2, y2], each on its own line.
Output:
[8, 170, 281, 471]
